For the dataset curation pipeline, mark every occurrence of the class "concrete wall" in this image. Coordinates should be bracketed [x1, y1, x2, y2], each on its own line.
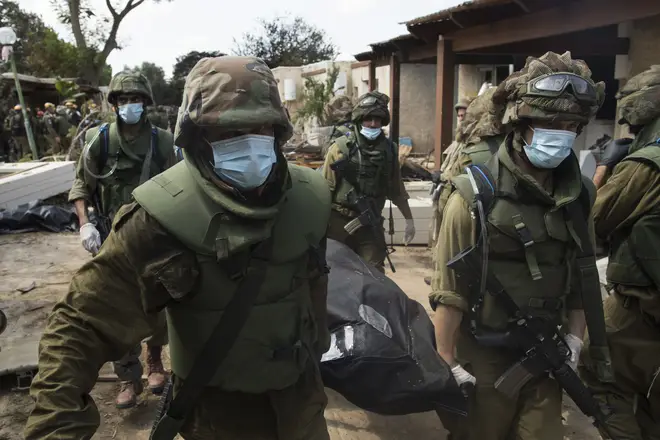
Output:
[272, 66, 303, 116]
[399, 64, 436, 154]
[457, 65, 482, 102]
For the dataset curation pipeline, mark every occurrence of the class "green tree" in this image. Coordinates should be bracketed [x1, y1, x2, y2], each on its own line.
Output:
[170, 50, 226, 103]
[233, 15, 338, 69]
[51, 0, 172, 86]
[0, 0, 111, 81]
[124, 61, 175, 104]
[296, 66, 341, 124]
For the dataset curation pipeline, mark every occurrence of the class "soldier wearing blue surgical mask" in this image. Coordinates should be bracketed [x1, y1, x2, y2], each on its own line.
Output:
[431, 51, 614, 440]
[67, 71, 175, 410]
[321, 91, 415, 273]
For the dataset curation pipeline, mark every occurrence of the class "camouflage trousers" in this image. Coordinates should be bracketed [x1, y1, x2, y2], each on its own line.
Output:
[438, 330, 563, 440]
[580, 292, 660, 440]
[12, 136, 31, 159]
[177, 361, 330, 440]
[326, 209, 386, 273]
[112, 311, 168, 382]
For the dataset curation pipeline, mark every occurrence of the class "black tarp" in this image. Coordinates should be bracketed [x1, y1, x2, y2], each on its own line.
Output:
[321, 239, 467, 416]
[0, 201, 78, 234]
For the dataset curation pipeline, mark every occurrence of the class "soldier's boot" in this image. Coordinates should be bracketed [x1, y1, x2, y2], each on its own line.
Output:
[424, 276, 432, 286]
[146, 345, 167, 395]
[115, 380, 143, 409]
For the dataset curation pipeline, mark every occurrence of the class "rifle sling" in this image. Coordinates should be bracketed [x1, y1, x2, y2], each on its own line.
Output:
[150, 236, 275, 439]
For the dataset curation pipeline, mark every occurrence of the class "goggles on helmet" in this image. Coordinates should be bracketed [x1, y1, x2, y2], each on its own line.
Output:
[525, 73, 597, 103]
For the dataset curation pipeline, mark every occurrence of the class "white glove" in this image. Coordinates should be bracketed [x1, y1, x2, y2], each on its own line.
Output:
[565, 333, 584, 371]
[451, 363, 476, 387]
[80, 222, 102, 255]
[404, 218, 416, 245]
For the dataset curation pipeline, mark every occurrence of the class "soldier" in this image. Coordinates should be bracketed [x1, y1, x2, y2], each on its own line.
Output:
[321, 91, 415, 272]
[9, 104, 31, 159]
[322, 94, 354, 157]
[454, 98, 469, 124]
[64, 99, 82, 126]
[425, 90, 506, 285]
[24, 55, 332, 440]
[42, 102, 63, 155]
[431, 51, 612, 440]
[579, 65, 660, 440]
[68, 71, 175, 409]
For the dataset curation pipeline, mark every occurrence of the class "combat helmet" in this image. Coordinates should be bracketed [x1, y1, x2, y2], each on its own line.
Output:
[454, 98, 472, 111]
[494, 51, 605, 127]
[174, 56, 293, 151]
[107, 72, 155, 106]
[352, 91, 390, 126]
[455, 88, 504, 145]
[325, 95, 353, 125]
[616, 65, 660, 128]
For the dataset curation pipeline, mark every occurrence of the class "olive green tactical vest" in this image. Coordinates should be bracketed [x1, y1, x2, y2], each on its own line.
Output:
[333, 132, 396, 214]
[606, 144, 660, 289]
[85, 121, 173, 219]
[452, 149, 588, 330]
[132, 161, 331, 393]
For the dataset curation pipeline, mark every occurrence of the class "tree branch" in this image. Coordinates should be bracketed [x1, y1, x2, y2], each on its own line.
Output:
[67, 0, 88, 49]
[97, 0, 145, 65]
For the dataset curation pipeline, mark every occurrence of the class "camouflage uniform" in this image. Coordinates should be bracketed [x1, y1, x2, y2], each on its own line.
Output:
[9, 106, 31, 159]
[68, 72, 175, 409]
[322, 95, 354, 157]
[580, 65, 660, 440]
[25, 56, 331, 440]
[321, 91, 412, 272]
[432, 52, 611, 440]
[42, 103, 64, 155]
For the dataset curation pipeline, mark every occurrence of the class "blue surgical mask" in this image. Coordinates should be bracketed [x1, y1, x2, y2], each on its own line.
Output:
[118, 103, 143, 124]
[210, 135, 277, 190]
[360, 126, 382, 140]
[523, 127, 577, 169]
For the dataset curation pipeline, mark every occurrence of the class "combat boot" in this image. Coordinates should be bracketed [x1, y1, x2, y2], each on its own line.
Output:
[115, 380, 143, 409]
[147, 346, 167, 395]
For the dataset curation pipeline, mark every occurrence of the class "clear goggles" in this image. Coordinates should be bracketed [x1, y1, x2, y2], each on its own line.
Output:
[526, 73, 597, 103]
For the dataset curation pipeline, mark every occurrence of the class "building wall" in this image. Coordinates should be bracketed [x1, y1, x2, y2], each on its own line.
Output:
[272, 66, 303, 116]
[457, 64, 482, 101]
[400, 63, 436, 154]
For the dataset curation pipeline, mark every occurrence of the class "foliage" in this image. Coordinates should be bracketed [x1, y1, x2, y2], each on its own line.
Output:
[123, 61, 177, 105]
[0, 0, 110, 81]
[169, 50, 226, 104]
[295, 66, 341, 124]
[232, 15, 337, 69]
[50, 0, 172, 85]
[55, 79, 80, 98]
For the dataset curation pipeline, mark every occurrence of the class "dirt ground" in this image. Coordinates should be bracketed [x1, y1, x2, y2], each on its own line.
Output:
[0, 232, 602, 439]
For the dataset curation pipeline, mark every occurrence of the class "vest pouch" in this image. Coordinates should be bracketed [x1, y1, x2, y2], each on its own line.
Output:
[607, 237, 653, 287]
[167, 255, 314, 394]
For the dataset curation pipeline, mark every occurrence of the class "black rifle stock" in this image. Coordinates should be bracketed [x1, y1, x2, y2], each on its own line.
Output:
[447, 245, 619, 440]
[90, 192, 111, 244]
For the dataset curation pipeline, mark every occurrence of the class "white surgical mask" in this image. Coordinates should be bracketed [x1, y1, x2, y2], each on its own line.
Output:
[118, 103, 143, 124]
[210, 135, 277, 190]
[523, 127, 577, 169]
[360, 126, 382, 140]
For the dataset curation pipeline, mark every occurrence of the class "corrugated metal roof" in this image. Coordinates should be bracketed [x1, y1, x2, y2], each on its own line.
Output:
[370, 33, 417, 47]
[403, 0, 514, 26]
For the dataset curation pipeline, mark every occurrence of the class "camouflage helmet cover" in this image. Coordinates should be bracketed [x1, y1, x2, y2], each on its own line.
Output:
[493, 51, 605, 125]
[325, 94, 353, 125]
[455, 88, 504, 145]
[107, 72, 155, 106]
[616, 65, 660, 127]
[174, 56, 293, 150]
[352, 91, 390, 126]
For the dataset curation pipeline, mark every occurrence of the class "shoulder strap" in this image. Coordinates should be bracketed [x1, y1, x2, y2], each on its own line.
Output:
[150, 236, 276, 439]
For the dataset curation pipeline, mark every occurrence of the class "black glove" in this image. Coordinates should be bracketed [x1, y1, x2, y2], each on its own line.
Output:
[598, 138, 633, 168]
[431, 170, 442, 185]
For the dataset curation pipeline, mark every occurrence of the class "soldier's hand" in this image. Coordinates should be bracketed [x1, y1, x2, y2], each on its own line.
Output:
[451, 363, 476, 399]
[598, 138, 633, 168]
[564, 334, 584, 372]
[80, 222, 102, 255]
[404, 219, 416, 246]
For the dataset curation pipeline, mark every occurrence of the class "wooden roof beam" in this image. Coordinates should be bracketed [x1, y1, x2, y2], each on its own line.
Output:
[448, 0, 660, 52]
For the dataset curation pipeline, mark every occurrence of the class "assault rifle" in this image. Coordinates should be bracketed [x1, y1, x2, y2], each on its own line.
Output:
[89, 191, 111, 244]
[344, 192, 396, 273]
[447, 245, 619, 440]
[330, 154, 396, 273]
